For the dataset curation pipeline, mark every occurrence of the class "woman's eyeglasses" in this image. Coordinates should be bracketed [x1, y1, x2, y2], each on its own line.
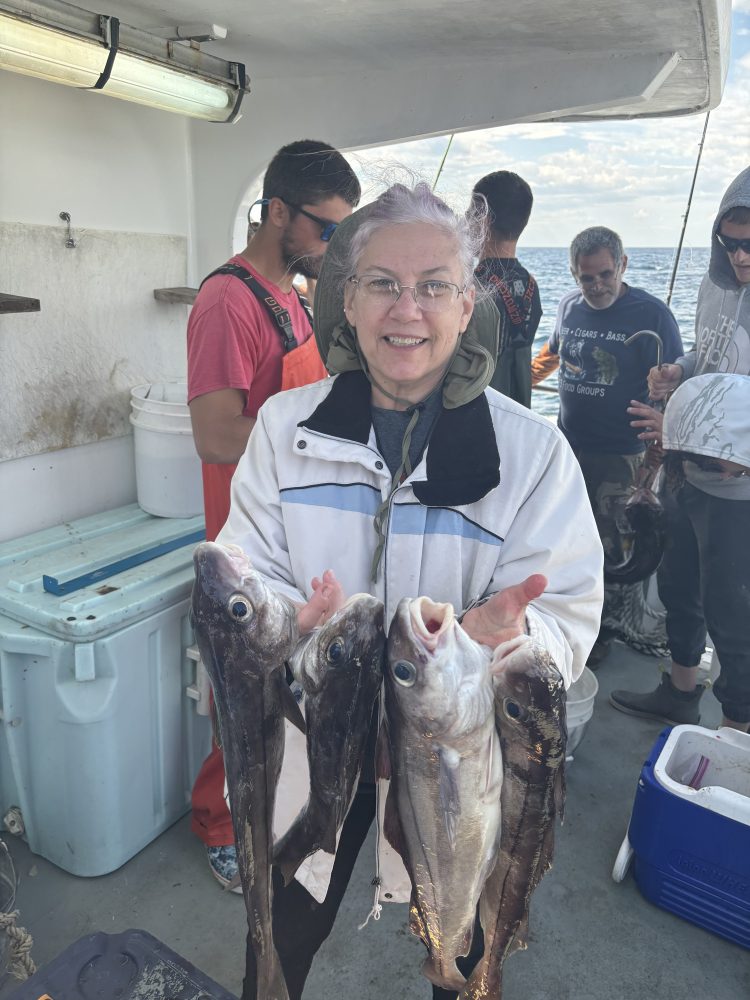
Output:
[249, 198, 339, 242]
[716, 232, 750, 255]
[349, 275, 465, 313]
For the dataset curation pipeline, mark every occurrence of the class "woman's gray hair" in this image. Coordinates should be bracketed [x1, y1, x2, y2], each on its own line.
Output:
[569, 226, 624, 271]
[345, 181, 488, 288]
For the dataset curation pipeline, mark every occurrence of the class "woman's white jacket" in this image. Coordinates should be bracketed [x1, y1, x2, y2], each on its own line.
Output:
[218, 371, 603, 908]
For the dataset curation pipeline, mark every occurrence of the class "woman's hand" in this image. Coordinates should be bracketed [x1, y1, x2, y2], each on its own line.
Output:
[296, 569, 346, 633]
[462, 574, 547, 649]
[627, 399, 664, 444]
[647, 363, 682, 400]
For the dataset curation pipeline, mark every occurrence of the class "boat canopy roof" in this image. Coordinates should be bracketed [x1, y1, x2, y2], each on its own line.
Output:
[114, 0, 730, 139]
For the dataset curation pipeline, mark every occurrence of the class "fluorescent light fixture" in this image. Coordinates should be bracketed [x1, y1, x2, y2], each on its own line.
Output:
[0, 0, 250, 122]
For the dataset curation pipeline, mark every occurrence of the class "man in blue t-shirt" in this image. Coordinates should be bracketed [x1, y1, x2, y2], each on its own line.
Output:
[532, 226, 683, 665]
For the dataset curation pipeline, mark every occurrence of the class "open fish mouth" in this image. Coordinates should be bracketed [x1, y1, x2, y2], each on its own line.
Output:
[194, 541, 255, 598]
[408, 597, 455, 652]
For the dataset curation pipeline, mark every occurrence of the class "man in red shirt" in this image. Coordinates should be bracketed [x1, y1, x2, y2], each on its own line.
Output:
[187, 139, 361, 889]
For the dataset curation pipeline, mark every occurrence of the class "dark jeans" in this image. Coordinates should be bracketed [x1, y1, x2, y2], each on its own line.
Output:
[657, 482, 750, 723]
[242, 784, 484, 999]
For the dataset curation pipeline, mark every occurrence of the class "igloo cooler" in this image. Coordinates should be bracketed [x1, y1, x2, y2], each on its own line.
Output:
[0, 505, 211, 876]
[624, 725, 750, 948]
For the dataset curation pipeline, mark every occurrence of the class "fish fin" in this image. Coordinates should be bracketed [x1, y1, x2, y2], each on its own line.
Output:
[209, 696, 224, 751]
[383, 784, 407, 860]
[512, 912, 530, 951]
[279, 676, 306, 734]
[421, 955, 466, 992]
[555, 759, 567, 824]
[375, 717, 391, 781]
[409, 895, 427, 944]
[438, 749, 461, 851]
[223, 871, 242, 893]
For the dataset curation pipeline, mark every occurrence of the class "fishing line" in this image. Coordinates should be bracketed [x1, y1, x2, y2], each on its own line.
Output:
[666, 111, 710, 307]
[432, 134, 455, 191]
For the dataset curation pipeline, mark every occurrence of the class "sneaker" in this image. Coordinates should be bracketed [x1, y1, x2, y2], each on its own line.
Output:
[206, 845, 243, 893]
[610, 673, 706, 727]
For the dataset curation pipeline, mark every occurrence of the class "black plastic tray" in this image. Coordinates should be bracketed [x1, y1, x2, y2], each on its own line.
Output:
[8, 929, 237, 999]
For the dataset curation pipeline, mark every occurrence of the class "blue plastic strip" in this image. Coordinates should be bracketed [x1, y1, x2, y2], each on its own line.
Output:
[42, 528, 206, 596]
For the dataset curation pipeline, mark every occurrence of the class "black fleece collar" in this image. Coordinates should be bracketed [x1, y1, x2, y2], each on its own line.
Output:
[299, 371, 500, 506]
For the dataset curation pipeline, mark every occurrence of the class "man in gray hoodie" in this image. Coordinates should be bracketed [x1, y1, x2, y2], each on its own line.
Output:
[612, 165, 750, 732]
[649, 164, 750, 392]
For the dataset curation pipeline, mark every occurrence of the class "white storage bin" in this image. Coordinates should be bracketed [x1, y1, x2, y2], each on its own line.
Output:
[0, 505, 211, 876]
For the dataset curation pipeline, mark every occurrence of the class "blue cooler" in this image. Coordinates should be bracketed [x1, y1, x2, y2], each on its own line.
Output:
[626, 725, 750, 948]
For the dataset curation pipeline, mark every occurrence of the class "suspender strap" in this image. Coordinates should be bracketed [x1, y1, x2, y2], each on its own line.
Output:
[201, 263, 309, 353]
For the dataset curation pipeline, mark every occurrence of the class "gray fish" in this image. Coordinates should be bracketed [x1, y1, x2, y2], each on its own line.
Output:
[273, 593, 385, 884]
[191, 541, 304, 1000]
[380, 597, 502, 992]
[460, 636, 567, 1000]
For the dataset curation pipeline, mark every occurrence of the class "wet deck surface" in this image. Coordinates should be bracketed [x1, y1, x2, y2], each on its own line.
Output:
[2, 641, 748, 1000]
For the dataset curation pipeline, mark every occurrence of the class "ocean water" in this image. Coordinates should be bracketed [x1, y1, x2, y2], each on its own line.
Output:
[523, 246, 710, 417]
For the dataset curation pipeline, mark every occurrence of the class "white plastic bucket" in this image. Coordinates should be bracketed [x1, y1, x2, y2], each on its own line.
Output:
[566, 666, 599, 755]
[129, 382, 203, 518]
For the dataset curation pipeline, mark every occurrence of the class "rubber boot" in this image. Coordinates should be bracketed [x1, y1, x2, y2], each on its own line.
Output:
[610, 673, 705, 726]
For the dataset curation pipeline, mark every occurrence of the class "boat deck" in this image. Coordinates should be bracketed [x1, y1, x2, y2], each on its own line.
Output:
[1, 642, 748, 1000]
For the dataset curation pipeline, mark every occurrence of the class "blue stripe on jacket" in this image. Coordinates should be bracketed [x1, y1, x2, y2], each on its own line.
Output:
[280, 482, 381, 516]
[280, 486, 503, 548]
[391, 504, 504, 546]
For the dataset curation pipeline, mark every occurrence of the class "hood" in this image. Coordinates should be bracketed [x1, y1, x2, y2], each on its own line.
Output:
[709, 165, 750, 289]
[662, 372, 750, 468]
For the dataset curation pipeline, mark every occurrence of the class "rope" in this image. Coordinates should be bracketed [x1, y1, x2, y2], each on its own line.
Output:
[1, 839, 36, 982]
[0, 910, 36, 980]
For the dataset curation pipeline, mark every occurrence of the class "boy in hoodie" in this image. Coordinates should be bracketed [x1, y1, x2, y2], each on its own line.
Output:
[648, 164, 750, 393]
[612, 166, 750, 732]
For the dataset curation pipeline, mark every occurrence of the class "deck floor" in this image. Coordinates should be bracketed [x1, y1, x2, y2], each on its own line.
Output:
[2, 642, 748, 1000]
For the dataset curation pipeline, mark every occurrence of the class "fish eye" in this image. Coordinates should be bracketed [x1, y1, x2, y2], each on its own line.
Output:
[326, 636, 346, 664]
[393, 660, 417, 687]
[503, 698, 524, 720]
[227, 593, 253, 621]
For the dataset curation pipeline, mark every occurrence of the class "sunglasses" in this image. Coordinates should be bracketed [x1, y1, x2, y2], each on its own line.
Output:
[716, 232, 750, 255]
[249, 199, 340, 242]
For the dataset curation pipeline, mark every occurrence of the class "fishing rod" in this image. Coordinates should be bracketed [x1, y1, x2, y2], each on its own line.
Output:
[666, 111, 710, 307]
[432, 133, 454, 191]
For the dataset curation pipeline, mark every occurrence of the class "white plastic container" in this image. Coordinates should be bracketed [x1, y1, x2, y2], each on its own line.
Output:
[566, 666, 599, 755]
[655, 724, 750, 823]
[0, 505, 211, 876]
[129, 382, 203, 518]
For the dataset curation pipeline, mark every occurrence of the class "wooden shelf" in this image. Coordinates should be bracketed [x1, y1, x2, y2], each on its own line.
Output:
[153, 287, 198, 305]
[0, 293, 41, 314]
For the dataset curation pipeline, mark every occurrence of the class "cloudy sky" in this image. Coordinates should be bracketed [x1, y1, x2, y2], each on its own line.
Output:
[350, 3, 750, 248]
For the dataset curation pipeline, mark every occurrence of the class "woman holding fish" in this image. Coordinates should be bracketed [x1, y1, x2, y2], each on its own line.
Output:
[209, 181, 604, 999]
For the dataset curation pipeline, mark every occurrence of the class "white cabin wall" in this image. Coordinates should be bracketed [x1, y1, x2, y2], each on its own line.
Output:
[1, 73, 193, 542]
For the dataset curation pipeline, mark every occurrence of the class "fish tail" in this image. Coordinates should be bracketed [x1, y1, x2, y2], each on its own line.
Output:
[420, 955, 466, 992]
[459, 960, 500, 1000]
[256, 952, 290, 1000]
[273, 805, 335, 886]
